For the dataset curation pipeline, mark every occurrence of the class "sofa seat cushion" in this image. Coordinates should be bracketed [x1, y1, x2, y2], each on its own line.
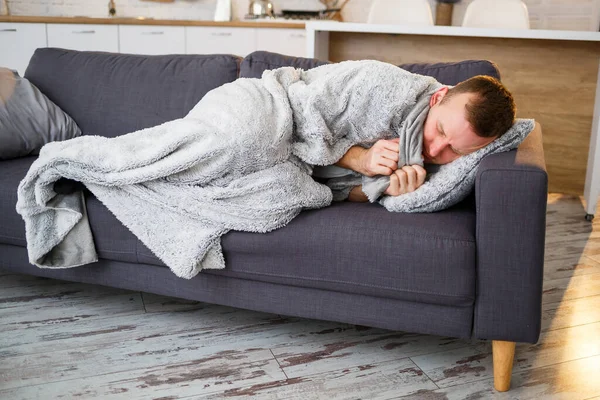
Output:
[0, 156, 34, 247]
[0, 156, 476, 306]
[139, 198, 477, 307]
[0, 157, 139, 262]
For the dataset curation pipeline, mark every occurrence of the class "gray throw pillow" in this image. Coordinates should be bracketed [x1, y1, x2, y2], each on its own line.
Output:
[0, 67, 81, 160]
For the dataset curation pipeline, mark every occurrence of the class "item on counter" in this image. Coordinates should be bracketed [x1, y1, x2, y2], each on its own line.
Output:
[108, 0, 116, 17]
[244, 7, 344, 21]
[214, 0, 231, 21]
[248, 0, 275, 18]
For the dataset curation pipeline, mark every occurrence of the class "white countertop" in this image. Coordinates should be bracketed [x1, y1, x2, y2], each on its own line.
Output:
[305, 21, 600, 42]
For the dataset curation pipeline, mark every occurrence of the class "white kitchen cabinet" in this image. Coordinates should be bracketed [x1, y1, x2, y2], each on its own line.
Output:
[256, 28, 306, 57]
[119, 25, 185, 55]
[0, 23, 46, 76]
[47, 24, 118, 52]
[186, 27, 256, 57]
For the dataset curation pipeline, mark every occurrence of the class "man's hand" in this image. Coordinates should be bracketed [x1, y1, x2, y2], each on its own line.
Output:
[335, 138, 401, 177]
[360, 138, 401, 177]
[383, 165, 427, 197]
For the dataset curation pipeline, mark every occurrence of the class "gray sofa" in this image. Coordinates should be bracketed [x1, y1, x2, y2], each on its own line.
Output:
[0, 48, 548, 392]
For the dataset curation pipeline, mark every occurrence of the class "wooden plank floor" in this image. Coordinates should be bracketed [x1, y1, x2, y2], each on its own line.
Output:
[1, 193, 599, 399]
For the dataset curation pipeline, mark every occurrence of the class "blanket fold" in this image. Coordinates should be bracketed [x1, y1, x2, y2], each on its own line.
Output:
[361, 93, 432, 202]
[16, 60, 444, 278]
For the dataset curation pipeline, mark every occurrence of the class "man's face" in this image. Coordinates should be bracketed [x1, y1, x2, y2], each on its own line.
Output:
[422, 87, 496, 165]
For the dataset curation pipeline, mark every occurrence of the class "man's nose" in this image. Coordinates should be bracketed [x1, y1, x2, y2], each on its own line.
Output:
[429, 140, 447, 158]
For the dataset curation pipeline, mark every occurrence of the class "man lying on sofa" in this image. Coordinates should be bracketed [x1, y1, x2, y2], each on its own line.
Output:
[19, 58, 521, 277]
[321, 75, 516, 202]
[52, 74, 516, 203]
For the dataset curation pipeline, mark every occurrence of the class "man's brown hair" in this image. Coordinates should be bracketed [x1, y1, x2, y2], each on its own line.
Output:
[441, 75, 516, 139]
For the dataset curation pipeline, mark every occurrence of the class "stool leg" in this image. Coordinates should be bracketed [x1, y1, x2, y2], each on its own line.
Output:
[492, 340, 516, 392]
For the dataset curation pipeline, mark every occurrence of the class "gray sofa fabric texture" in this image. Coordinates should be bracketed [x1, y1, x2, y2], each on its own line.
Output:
[0, 156, 31, 248]
[0, 49, 547, 343]
[239, 51, 501, 85]
[0, 244, 474, 339]
[24, 48, 242, 138]
[473, 130, 548, 343]
[0, 152, 476, 305]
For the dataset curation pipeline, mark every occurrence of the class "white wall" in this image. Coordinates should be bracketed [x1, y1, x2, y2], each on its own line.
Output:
[2, 0, 599, 31]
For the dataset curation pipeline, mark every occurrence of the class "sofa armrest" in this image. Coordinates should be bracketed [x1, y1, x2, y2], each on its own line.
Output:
[473, 122, 548, 343]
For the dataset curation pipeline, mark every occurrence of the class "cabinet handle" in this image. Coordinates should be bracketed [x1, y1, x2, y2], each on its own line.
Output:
[290, 33, 305, 38]
[72, 30, 96, 34]
[211, 32, 232, 36]
[141, 31, 165, 35]
[0, 29, 17, 32]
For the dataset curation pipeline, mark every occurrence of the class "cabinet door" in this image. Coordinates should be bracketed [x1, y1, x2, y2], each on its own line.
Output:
[256, 28, 306, 57]
[47, 24, 118, 52]
[119, 25, 185, 55]
[0, 23, 46, 76]
[186, 27, 256, 57]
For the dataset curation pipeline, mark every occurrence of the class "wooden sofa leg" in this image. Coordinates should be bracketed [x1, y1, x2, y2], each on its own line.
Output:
[492, 340, 516, 392]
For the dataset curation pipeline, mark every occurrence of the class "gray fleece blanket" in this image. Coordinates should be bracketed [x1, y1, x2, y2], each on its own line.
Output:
[16, 60, 442, 279]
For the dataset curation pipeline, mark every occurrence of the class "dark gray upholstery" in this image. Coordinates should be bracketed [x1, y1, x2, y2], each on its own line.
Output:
[0, 244, 474, 339]
[0, 156, 32, 247]
[0, 49, 547, 345]
[240, 51, 329, 78]
[0, 164, 477, 306]
[400, 60, 501, 85]
[144, 199, 477, 307]
[0, 156, 141, 261]
[0, 152, 477, 309]
[240, 51, 501, 86]
[473, 125, 547, 343]
[24, 48, 241, 138]
[87, 195, 140, 264]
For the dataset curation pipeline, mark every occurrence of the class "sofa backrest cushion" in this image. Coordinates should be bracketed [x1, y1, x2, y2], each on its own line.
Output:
[399, 60, 501, 85]
[24, 48, 241, 138]
[240, 51, 501, 85]
[239, 51, 329, 78]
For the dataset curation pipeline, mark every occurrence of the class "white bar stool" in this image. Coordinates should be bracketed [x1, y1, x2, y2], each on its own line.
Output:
[367, 0, 434, 25]
[462, 0, 530, 29]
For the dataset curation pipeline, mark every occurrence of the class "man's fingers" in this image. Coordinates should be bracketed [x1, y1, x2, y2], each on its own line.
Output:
[395, 169, 408, 194]
[402, 166, 417, 192]
[383, 165, 427, 196]
[379, 156, 398, 171]
[382, 149, 399, 163]
[382, 140, 400, 152]
[384, 173, 400, 196]
[375, 138, 400, 151]
[375, 165, 394, 176]
[413, 165, 427, 186]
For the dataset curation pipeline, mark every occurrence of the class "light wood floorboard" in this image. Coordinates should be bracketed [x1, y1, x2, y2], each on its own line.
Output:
[0, 193, 599, 398]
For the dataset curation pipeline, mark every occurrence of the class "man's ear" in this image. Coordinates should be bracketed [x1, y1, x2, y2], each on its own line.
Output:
[430, 86, 450, 107]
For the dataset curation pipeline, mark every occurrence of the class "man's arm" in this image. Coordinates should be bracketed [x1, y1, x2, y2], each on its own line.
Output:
[335, 146, 368, 175]
[347, 185, 369, 202]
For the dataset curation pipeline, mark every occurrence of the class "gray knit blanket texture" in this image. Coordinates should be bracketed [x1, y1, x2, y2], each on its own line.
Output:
[16, 60, 443, 279]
